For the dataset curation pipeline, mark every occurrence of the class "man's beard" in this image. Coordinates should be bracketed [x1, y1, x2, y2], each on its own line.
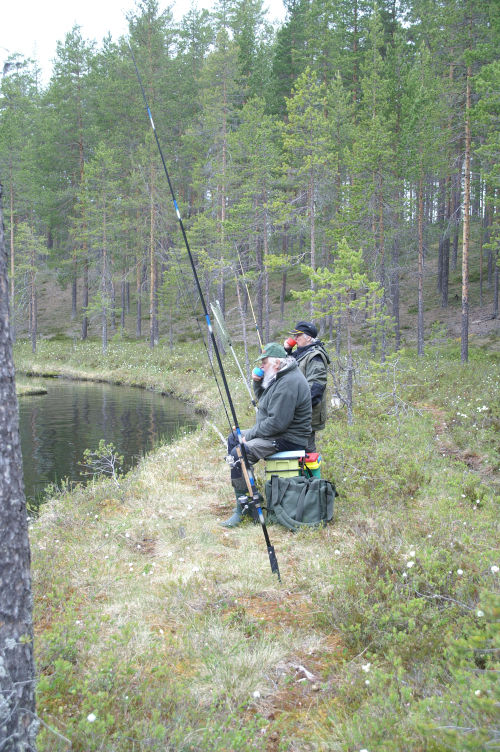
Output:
[262, 370, 277, 389]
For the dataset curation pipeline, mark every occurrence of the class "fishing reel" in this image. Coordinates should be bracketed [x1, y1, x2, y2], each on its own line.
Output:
[238, 492, 264, 524]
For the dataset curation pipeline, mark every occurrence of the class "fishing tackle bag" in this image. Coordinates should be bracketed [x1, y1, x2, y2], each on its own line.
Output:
[264, 474, 335, 532]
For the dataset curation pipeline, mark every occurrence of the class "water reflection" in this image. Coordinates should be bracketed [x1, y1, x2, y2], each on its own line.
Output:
[18, 378, 197, 507]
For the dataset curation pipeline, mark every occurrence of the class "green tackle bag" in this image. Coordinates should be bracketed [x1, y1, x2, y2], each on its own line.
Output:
[264, 474, 335, 532]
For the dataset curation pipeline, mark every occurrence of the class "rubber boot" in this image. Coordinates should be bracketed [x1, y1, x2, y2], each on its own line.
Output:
[220, 495, 245, 528]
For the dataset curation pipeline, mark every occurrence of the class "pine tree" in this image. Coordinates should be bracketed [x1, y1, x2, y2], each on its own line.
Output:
[282, 66, 331, 320]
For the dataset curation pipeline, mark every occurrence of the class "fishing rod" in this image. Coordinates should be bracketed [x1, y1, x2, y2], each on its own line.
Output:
[210, 299, 257, 412]
[129, 43, 280, 582]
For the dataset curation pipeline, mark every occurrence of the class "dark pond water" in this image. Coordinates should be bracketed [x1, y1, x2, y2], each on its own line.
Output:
[18, 377, 198, 507]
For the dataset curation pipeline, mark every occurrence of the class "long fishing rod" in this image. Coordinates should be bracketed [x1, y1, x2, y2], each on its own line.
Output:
[210, 299, 257, 412]
[129, 43, 280, 582]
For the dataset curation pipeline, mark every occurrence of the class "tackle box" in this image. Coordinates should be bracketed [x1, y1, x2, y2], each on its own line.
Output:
[265, 450, 305, 480]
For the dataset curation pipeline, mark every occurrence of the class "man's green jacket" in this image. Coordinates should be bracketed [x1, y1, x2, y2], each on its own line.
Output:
[246, 358, 312, 447]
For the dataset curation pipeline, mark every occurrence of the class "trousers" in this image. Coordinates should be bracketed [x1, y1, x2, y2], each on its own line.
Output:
[227, 430, 277, 492]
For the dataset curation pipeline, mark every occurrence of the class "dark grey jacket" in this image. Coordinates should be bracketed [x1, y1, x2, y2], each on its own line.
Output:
[246, 358, 312, 446]
[292, 341, 330, 431]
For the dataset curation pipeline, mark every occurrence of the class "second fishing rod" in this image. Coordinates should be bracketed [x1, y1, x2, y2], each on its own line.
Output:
[128, 43, 280, 582]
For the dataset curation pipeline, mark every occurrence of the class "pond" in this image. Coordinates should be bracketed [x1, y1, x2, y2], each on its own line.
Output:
[17, 377, 198, 508]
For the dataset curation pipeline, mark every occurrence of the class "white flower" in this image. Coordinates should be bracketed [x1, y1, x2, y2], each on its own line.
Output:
[457, 569, 463, 576]
[474, 689, 481, 696]
[402, 572, 408, 579]
[87, 713, 97, 722]
[334, 549, 341, 555]
[409, 550, 415, 557]
[491, 565, 499, 574]
[365, 679, 370, 685]
[407, 561, 415, 569]
[253, 690, 261, 699]
[477, 610, 484, 618]
[361, 663, 371, 673]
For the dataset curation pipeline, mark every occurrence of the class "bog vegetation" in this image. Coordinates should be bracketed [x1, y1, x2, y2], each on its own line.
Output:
[17, 338, 498, 751]
[2, 0, 499, 748]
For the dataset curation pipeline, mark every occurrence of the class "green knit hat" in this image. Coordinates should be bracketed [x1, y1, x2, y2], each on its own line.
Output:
[254, 342, 287, 361]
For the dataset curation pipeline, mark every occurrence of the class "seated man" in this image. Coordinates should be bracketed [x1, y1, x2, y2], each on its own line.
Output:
[221, 342, 312, 527]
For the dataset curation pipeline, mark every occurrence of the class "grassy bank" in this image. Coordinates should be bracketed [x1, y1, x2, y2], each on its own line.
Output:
[15, 339, 499, 751]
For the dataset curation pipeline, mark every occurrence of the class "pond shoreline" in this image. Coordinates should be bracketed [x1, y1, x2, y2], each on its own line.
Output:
[17, 365, 209, 415]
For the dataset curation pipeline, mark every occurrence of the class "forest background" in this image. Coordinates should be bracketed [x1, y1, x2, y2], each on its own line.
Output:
[1, 0, 499, 750]
[1, 0, 498, 357]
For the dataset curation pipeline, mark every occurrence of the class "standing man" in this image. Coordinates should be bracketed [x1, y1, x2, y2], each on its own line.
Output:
[221, 342, 312, 528]
[284, 321, 330, 452]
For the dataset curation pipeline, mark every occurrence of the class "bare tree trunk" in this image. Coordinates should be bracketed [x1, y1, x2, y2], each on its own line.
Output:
[417, 172, 425, 356]
[346, 305, 354, 426]
[121, 280, 126, 331]
[263, 209, 270, 342]
[391, 235, 400, 350]
[110, 279, 116, 334]
[149, 167, 157, 349]
[308, 176, 316, 319]
[81, 259, 89, 340]
[136, 257, 142, 338]
[0, 184, 38, 750]
[102, 209, 108, 355]
[441, 173, 451, 308]
[461, 66, 471, 364]
[494, 249, 498, 319]
[71, 259, 77, 320]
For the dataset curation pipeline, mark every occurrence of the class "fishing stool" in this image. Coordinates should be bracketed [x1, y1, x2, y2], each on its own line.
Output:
[264, 450, 305, 481]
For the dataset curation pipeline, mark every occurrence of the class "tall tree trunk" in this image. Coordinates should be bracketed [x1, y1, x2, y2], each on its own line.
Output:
[81, 259, 89, 340]
[121, 280, 126, 331]
[417, 172, 425, 356]
[461, 66, 471, 364]
[256, 239, 263, 335]
[263, 206, 270, 342]
[71, 260, 77, 320]
[346, 304, 354, 426]
[0, 184, 38, 751]
[30, 244, 36, 354]
[102, 208, 108, 355]
[309, 175, 316, 320]
[493, 249, 498, 319]
[391, 235, 400, 350]
[280, 229, 288, 321]
[9, 159, 15, 342]
[149, 167, 157, 349]
[110, 280, 117, 334]
[136, 257, 142, 338]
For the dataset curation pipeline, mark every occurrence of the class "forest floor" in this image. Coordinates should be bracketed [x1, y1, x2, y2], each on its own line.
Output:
[14, 337, 499, 752]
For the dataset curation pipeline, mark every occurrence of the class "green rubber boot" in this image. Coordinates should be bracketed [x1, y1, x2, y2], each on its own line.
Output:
[220, 496, 245, 528]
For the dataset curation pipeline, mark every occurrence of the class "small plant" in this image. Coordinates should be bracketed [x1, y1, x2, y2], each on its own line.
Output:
[81, 440, 124, 486]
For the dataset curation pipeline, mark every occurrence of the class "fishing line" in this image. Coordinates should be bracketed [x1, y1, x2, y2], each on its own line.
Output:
[235, 246, 263, 349]
[129, 42, 280, 581]
[157, 241, 234, 433]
